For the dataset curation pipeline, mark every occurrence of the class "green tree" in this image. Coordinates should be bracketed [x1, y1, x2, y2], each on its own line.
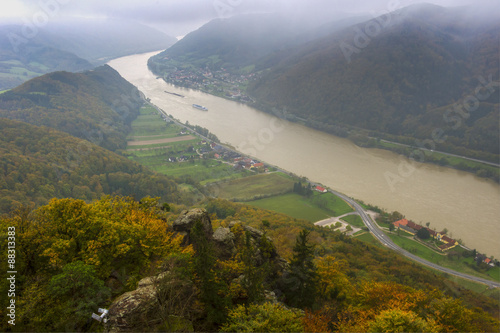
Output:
[416, 228, 430, 240]
[240, 231, 265, 306]
[220, 302, 304, 332]
[284, 229, 317, 309]
[47, 261, 111, 331]
[191, 219, 230, 327]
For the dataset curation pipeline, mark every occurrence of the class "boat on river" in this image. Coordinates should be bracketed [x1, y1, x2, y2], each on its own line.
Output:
[192, 104, 208, 111]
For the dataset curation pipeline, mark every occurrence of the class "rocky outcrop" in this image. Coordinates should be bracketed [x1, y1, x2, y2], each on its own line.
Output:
[107, 275, 162, 332]
[213, 227, 235, 259]
[173, 208, 213, 244]
[108, 208, 288, 331]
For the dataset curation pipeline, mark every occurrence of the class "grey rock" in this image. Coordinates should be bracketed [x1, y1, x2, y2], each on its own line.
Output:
[173, 208, 213, 243]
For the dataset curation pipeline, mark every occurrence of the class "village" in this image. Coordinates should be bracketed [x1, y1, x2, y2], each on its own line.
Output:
[157, 63, 256, 103]
[166, 136, 271, 173]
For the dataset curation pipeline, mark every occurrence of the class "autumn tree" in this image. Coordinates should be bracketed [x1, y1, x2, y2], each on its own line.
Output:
[220, 302, 304, 332]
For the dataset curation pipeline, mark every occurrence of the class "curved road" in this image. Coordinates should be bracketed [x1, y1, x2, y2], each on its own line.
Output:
[149, 97, 499, 289]
[327, 188, 500, 289]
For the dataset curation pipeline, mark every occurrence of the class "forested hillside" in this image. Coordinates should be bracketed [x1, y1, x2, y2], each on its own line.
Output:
[0, 118, 183, 214]
[248, 4, 500, 158]
[148, 13, 367, 74]
[1, 197, 497, 332]
[0, 65, 142, 151]
[149, 4, 499, 164]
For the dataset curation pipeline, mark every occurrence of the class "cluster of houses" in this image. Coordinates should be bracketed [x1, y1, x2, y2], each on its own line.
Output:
[160, 65, 255, 102]
[393, 219, 459, 252]
[232, 156, 267, 172]
[198, 140, 269, 172]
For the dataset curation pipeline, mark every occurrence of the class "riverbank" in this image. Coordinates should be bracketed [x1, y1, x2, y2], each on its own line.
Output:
[149, 58, 499, 183]
[109, 51, 500, 261]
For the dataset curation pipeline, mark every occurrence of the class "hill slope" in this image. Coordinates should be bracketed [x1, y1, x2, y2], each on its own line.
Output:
[0, 118, 183, 214]
[0, 25, 92, 90]
[0, 65, 142, 151]
[248, 4, 500, 157]
[0, 18, 176, 90]
[148, 13, 367, 73]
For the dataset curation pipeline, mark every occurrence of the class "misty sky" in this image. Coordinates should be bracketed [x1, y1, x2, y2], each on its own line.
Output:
[0, 0, 496, 37]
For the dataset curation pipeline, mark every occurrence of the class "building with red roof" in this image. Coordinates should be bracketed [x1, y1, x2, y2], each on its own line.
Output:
[314, 186, 327, 193]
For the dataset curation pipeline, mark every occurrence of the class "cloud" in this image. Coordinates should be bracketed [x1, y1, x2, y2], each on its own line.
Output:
[2, 0, 493, 35]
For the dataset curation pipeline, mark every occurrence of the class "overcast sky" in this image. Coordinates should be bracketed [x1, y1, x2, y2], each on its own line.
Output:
[0, 0, 496, 36]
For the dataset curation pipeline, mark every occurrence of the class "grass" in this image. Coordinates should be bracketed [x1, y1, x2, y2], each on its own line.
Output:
[354, 232, 383, 247]
[311, 192, 354, 216]
[245, 190, 355, 223]
[127, 105, 181, 137]
[246, 193, 332, 222]
[0, 90, 9, 94]
[386, 232, 500, 283]
[209, 173, 295, 201]
[126, 105, 248, 183]
[341, 214, 365, 228]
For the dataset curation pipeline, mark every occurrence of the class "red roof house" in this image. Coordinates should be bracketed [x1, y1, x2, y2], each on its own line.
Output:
[315, 186, 327, 193]
[393, 219, 409, 228]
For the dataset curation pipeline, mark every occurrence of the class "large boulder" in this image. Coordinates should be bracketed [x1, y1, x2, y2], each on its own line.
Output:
[107, 275, 161, 332]
[213, 227, 235, 259]
[107, 272, 193, 332]
[172, 208, 213, 244]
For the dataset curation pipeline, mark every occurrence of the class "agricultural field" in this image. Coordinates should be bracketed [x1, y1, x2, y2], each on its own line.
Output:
[126, 105, 248, 183]
[245, 190, 354, 223]
[207, 173, 295, 201]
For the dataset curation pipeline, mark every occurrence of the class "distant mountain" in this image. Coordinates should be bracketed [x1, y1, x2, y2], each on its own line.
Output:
[36, 18, 177, 64]
[149, 13, 367, 72]
[0, 118, 182, 214]
[247, 3, 500, 157]
[0, 25, 92, 90]
[0, 18, 176, 90]
[0, 65, 143, 152]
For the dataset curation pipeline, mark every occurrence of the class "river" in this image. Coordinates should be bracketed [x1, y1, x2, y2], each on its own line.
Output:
[109, 51, 500, 258]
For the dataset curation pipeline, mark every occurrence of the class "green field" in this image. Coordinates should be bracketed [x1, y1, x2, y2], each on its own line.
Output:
[209, 173, 295, 201]
[126, 105, 181, 137]
[245, 190, 354, 222]
[353, 232, 382, 246]
[341, 214, 365, 228]
[246, 193, 331, 222]
[126, 105, 248, 183]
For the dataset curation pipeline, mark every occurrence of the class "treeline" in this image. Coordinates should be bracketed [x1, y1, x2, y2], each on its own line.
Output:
[293, 181, 313, 197]
[0, 65, 142, 152]
[0, 119, 184, 214]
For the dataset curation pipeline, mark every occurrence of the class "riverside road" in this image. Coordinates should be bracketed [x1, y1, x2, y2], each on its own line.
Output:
[327, 188, 500, 289]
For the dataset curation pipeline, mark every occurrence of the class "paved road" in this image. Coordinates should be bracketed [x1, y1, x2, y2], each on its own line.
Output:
[327, 188, 500, 289]
[147, 97, 500, 288]
[378, 139, 500, 168]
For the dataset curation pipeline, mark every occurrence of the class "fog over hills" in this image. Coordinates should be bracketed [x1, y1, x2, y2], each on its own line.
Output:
[150, 3, 499, 161]
[0, 18, 176, 90]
